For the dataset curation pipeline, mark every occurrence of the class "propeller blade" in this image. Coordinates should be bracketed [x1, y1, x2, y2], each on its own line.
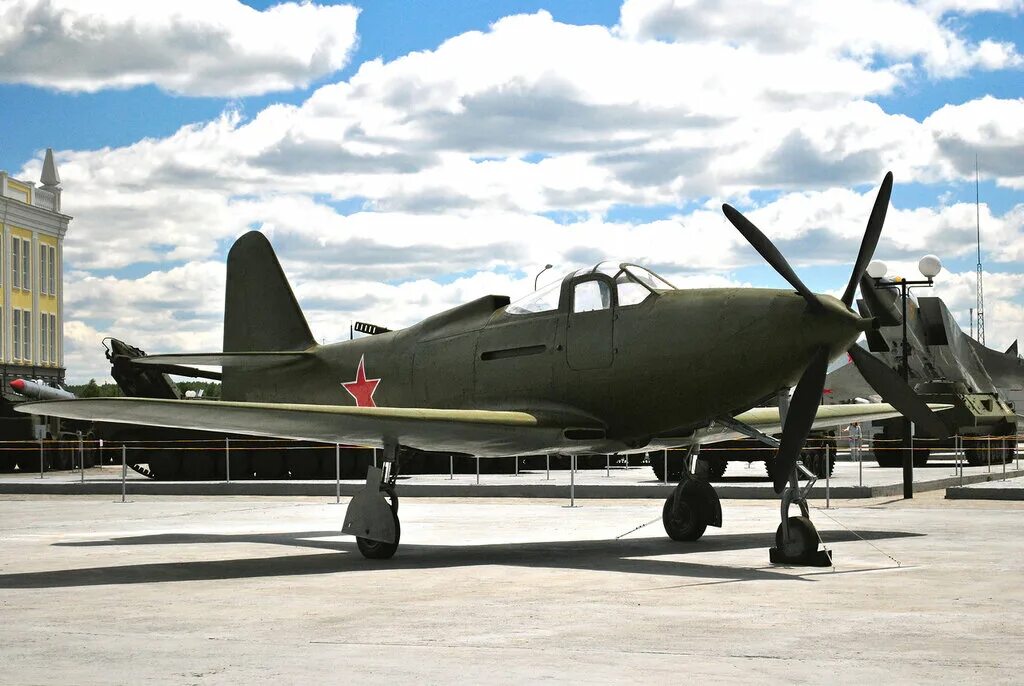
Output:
[840, 172, 893, 306]
[722, 204, 823, 313]
[858, 274, 901, 327]
[774, 346, 829, 493]
[848, 345, 949, 438]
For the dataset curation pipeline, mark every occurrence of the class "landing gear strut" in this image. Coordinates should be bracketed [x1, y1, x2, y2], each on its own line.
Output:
[344, 440, 402, 559]
[662, 444, 722, 542]
[769, 463, 832, 566]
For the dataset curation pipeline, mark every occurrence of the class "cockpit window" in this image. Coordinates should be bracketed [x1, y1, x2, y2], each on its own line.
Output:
[506, 278, 561, 314]
[573, 279, 611, 312]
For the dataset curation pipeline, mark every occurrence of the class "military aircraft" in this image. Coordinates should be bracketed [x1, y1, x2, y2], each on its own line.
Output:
[21, 172, 949, 565]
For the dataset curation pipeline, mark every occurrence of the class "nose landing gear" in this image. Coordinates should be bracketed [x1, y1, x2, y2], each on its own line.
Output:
[769, 464, 832, 566]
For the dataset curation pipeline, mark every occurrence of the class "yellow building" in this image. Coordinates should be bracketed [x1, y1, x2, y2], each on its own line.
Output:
[0, 149, 69, 386]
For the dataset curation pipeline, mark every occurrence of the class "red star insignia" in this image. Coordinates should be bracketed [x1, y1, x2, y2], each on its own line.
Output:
[341, 355, 381, 408]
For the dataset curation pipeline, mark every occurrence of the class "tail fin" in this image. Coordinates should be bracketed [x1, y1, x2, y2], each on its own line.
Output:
[224, 231, 315, 353]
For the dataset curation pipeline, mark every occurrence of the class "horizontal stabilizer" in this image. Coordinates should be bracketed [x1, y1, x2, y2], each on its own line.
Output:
[131, 352, 314, 368]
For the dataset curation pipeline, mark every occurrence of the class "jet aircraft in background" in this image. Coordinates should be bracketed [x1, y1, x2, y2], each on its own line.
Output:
[21, 172, 949, 565]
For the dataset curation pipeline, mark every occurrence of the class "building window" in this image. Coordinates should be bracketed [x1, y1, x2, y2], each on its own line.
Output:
[22, 310, 31, 362]
[11, 239, 19, 289]
[40, 314, 48, 364]
[49, 313, 56, 364]
[48, 246, 56, 295]
[13, 309, 21, 360]
[21, 239, 30, 292]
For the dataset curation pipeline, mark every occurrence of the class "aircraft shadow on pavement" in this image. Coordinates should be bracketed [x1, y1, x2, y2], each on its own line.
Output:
[0, 528, 923, 589]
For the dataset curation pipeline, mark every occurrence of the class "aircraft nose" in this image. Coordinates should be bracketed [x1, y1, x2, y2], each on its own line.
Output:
[801, 294, 870, 357]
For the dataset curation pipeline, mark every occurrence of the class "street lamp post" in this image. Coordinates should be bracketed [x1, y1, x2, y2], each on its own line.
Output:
[867, 255, 942, 499]
[534, 264, 553, 290]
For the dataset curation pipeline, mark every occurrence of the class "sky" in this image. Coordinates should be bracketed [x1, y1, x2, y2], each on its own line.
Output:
[0, 0, 1022, 383]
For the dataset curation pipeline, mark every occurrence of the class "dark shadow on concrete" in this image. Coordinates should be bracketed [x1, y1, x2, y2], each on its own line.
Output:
[0, 529, 923, 589]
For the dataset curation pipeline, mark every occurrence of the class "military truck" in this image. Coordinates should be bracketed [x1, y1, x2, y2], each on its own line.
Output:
[871, 380, 1016, 467]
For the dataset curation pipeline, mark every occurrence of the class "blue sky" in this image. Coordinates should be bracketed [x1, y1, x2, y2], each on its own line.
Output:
[0, 0, 1021, 380]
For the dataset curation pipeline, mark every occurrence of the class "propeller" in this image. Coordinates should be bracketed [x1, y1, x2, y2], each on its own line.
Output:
[840, 171, 892, 307]
[721, 204, 823, 313]
[773, 347, 829, 492]
[723, 172, 948, 493]
[847, 345, 949, 439]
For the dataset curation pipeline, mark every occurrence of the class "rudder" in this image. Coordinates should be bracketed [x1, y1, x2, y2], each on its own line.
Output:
[224, 231, 315, 353]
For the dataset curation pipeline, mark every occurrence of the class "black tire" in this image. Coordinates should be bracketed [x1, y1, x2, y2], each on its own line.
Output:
[651, 451, 685, 482]
[775, 515, 819, 559]
[662, 491, 708, 542]
[147, 452, 183, 480]
[252, 450, 286, 479]
[913, 448, 930, 468]
[701, 456, 728, 480]
[287, 447, 321, 479]
[874, 449, 902, 468]
[356, 494, 400, 560]
[802, 450, 835, 478]
[965, 445, 989, 467]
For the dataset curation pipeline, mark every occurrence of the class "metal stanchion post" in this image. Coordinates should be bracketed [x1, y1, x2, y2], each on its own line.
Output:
[569, 455, 576, 507]
[121, 444, 127, 503]
[663, 450, 668, 485]
[1003, 437, 1007, 481]
[39, 437, 44, 479]
[858, 437, 863, 488]
[515, 456, 519, 477]
[475, 456, 480, 485]
[825, 444, 831, 509]
[987, 439, 991, 473]
[605, 454, 610, 477]
[545, 453, 550, 480]
[373, 448, 378, 469]
[958, 436, 963, 486]
[335, 444, 341, 504]
[449, 455, 454, 480]
[79, 434, 84, 484]
[225, 437, 231, 483]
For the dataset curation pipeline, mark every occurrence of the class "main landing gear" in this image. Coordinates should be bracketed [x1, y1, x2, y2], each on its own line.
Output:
[343, 440, 402, 559]
[770, 463, 832, 566]
[661, 445, 722, 542]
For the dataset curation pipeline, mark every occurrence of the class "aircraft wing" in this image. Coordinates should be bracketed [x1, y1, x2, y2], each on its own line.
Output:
[14, 397, 583, 457]
[654, 402, 952, 449]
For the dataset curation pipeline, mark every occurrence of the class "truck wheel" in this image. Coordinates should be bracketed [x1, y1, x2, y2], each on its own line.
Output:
[650, 451, 685, 482]
[701, 456, 727, 480]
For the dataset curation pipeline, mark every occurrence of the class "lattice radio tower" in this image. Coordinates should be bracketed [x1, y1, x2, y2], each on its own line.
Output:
[975, 156, 985, 345]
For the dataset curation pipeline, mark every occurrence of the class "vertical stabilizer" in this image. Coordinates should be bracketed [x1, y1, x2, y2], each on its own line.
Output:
[224, 231, 315, 352]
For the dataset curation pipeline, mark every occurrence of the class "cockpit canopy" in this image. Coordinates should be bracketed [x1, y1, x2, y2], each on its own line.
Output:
[507, 262, 675, 315]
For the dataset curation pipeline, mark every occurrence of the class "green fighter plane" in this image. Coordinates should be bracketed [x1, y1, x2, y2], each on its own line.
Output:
[21, 173, 949, 565]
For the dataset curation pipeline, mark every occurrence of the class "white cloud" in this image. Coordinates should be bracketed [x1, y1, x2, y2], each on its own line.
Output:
[0, 0, 360, 96]
[618, 0, 1022, 78]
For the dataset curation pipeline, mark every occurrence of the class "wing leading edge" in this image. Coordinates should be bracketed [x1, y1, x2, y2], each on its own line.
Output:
[15, 397, 582, 457]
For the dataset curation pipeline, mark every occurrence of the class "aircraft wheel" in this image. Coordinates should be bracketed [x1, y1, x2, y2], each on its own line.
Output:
[662, 491, 707, 542]
[775, 516, 819, 559]
[356, 492, 400, 560]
